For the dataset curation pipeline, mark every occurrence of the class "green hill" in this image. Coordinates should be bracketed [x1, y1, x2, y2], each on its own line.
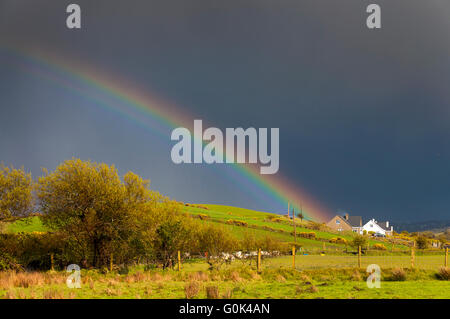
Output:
[183, 204, 408, 252]
[2, 216, 48, 234]
[1, 204, 409, 252]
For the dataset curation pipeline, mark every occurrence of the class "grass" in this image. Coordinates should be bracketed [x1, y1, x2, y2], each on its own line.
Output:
[0, 205, 420, 253]
[4, 216, 49, 234]
[1, 205, 447, 299]
[0, 262, 448, 299]
[185, 204, 408, 251]
[264, 255, 448, 270]
[0, 205, 438, 259]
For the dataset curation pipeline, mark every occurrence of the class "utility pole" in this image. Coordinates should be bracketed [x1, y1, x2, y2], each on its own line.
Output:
[287, 202, 290, 219]
[293, 207, 296, 243]
[300, 202, 303, 224]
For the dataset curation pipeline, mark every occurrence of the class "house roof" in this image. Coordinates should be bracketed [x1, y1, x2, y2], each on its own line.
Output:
[346, 216, 363, 228]
[377, 221, 391, 231]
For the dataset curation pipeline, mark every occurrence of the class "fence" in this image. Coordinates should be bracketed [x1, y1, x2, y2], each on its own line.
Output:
[172, 246, 448, 273]
[47, 247, 448, 273]
[284, 246, 449, 271]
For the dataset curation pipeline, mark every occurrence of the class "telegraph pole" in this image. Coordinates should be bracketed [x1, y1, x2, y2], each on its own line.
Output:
[287, 202, 290, 219]
[293, 207, 296, 243]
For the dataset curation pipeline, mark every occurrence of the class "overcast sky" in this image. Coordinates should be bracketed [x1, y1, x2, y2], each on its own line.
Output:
[1, 0, 450, 222]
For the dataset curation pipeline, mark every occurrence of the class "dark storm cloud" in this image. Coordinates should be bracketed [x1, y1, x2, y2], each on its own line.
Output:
[1, 0, 450, 221]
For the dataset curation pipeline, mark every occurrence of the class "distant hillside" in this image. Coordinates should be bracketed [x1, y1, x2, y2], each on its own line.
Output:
[393, 220, 450, 233]
[183, 204, 408, 251]
[2, 204, 410, 252]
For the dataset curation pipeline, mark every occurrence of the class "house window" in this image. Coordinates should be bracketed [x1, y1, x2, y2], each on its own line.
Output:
[336, 220, 340, 224]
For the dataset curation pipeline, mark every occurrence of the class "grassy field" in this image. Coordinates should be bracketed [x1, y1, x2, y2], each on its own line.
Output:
[184, 204, 409, 251]
[0, 261, 448, 299]
[2, 205, 408, 248]
[1, 204, 448, 299]
[265, 255, 448, 270]
[0, 204, 428, 256]
[3, 216, 48, 234]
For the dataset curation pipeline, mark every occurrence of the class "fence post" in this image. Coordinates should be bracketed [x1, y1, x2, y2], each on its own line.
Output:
[50, 253, 54, 271]
[358, 245, 362, 268]
[110, 252, 113, 272]
[445, 248, 448, 268]
[292, 246, 296, 269]
[257, 248, 261, 273]
[322, 242, 325, 252]
[411, 246, 415, 269]
[177, 250, 181, 271]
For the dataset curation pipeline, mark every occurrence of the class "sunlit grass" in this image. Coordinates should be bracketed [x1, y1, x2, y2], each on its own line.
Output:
[1, 262, 448, 299]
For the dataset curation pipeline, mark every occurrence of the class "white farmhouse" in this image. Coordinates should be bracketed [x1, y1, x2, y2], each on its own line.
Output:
[362, 219, 393, 237]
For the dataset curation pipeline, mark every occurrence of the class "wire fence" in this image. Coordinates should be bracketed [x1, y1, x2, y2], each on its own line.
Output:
[183, 247, 449, 272]
[260, 247, 450, 271]
[49, 247, 448, 273]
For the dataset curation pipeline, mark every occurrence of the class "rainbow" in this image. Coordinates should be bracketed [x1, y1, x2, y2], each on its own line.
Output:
[1, 44, 333, 222]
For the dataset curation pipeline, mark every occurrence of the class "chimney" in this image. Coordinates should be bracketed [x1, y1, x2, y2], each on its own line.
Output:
[386, 221, 389, 228]
[344, 213, 349, 220]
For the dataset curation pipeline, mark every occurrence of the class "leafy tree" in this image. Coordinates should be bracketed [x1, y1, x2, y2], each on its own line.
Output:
[0, 164, 34, 219]
[128, 194, 183, 266]
[153, 219, 193, 269]
[416, 236, 429, 249]
[36, 159, 154, 267]
[351, 235, 368, 250]
[196, 223, 237, 256]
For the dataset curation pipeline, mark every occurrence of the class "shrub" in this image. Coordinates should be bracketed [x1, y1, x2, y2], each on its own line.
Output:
[329, 237, 348, 245]
[261, 226, 276, 232]
[221, 289, 233, 299]
[239, 232, 286, 252]
[153, 219, 194, 269]
[0, 251, 22, 271]
[296, 232, 316, 240]
[196, 224, 237, 256]
[205, 285, 219, 299]
[197, 214, 209, 221]
[416, 236, 429, 249]
[0, 232, 71, 270]
[229, 271, 242, 282]
[373, 243, 387, 250]
[436, 267, 450, 281]
[351, 270, 362, 281]
[0, 164, 34, 219]
[309, 285, 319, 293]
[309, 222, 324, 231]
[351, 235, 368, 249]
[390, 268, 407, 281]
[226, 220, 248, 227]
[184, 281, 200, 299]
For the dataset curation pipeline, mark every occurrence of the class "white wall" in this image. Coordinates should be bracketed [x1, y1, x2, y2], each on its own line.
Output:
[362, 219, 386, 235]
